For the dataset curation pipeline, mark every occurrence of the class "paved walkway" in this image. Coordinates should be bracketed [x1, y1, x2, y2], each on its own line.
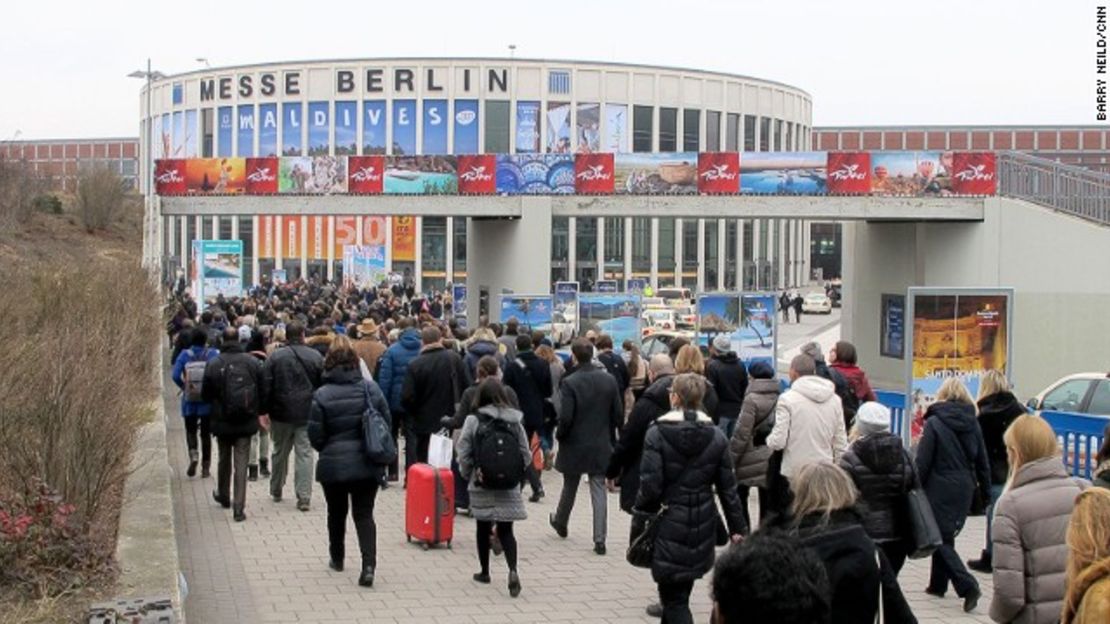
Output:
[167, 363, 996, 624]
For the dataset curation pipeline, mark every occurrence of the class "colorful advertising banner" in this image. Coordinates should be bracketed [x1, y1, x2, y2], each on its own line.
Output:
[826, 152, 872, 194]
[739, 293, 777, 371]
[272, 269, 286, 284]
[280, 216, 301, 258]
[191, 240, 243, 302]
[515, 101, 540, 153]
[457, 155, 496, 194]
[500, 295, 554, 335]
[342, 245, 387, 288]
[553, 281, 579, 336]
[578, 294, 642, 350]
[392, 216, 416, 262]
[596, 280, 618, 293]
[574, 153, 615, 194]
[348, 155, 385, 194]
[259, 216, 275, 258]
[454, 100, 479, 154]
[576, 103, 601, 153]
[237, 105, 255, 157]
[423, 99, 448, 154]
[697, 293, 739, 348]
[392, 99, 416, 155]
[335, 101, 357, 155]
[308, 102, 329, 155]
[881, 293, 906, 359]
[870, 151, 949, 196]
[333, 216, 357, 258]
[625, 277, 648, 295]
[308, 216, 326, 260]
[185, 158, 246, 194]
[384, 156, 457, 194]
[259, 103, 278, 157]
[950, 152, 997, 195]
[905, 288, 1012, 445]
[363, 215, 387, 246]
[603, 104, 627, 153]
[217, 106, 233, 157]
[697, 152, 741, 194]
[245, 157, 279, 194]
[453, 283, 468, 329]
[614, 153, 698, 194]
[740, 152, 827, 194]
[546, 102, 572, 153]
[282, 102, 301, 156]
[278, 156, 347, 194]
[154, 159, 186, 195]
[362, 100, 386, 154]
[495, 154, 575, 194]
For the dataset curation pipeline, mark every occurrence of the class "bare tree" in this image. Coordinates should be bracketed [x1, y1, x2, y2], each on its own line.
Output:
[76, 166, 126, 232]
[0, 158, 44, 230]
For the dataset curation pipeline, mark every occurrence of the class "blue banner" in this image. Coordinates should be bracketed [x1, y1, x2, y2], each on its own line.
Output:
[454, 100, 479, 154]
[500, 295, 554, 335]
[236, 104, 254, 157]
[495, 154, 574, 194]
[578, 294, 642, 350]
[625, 277, 647, 294]
[282, 102, 302, 156]
[453, 284, 468, 329]
[259, 104, 277, 157]
[334, 101, 357, 155]
[596, 280, 618, 293]
[740, 151, 827, 194]
[217, 106, 233, 157]
[739, 293, 777, 371]
[422, 99, 448, 154]
[515, 101, 540, 153]
[308, 101, 329, 155]
[392, 99, 416, 155]
[172, 111, 183, 157]
[362, 100, 386, 154]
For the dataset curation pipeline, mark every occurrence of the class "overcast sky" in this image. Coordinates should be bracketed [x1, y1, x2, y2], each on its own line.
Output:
[0, 0, 1098, 140]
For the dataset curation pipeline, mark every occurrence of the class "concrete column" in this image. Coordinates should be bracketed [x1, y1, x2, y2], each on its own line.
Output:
[650, 218, 659, 288]
[384, 217, 392, 273]
[596, 217, 606, 279]
[674, 218, 683, 288]
[445, 216, 454, 286]
[414, 216, 423, 293]
[751, 219, 761, 290]
[696, 218, 706, 292]
[778, 218, 787, 290]
[230, 215, 238, 242]
[802, 220, 811, 284]
[212, 216, 220, 240]
[624, 217, 633, 286]
[165, 213, 175, 260]
[252, 215, 260, 286]
[717, 218, 726, 292]
[326, 216, 335, 282]
[179, 216, 188, 276]
[567, 216, 577, 280]
[300, 215, 308, 279]
[736, 219, 745, 290]
[275, 216, 283, 271]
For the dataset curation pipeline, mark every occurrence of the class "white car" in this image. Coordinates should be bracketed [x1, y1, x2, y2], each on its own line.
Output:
[801, 292, 833, 314]
[641, 308, 676, 332]
[1027, 372, 1110, 416]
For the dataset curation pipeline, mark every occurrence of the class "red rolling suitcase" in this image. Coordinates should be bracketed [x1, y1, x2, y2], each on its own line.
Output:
[405, 463, 454, 549]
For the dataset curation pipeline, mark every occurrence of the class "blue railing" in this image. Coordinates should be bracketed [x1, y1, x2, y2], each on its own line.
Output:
[875, 390, 907, 439]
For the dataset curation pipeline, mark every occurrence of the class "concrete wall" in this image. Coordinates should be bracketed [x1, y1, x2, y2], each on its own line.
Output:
[844, 197, 1110, 400]
[465, 197, 553, 326]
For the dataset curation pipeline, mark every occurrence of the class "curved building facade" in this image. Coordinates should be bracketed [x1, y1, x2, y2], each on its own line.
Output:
[142, 58, 814, 291]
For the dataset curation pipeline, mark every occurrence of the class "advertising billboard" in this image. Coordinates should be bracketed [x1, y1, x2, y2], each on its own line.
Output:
[739, 293, 777, 371]
[696, 293, 739, 348]
[185, 158, 246, 194]
[423, 99, 448, 154]
[384, 156, 458, 194]
[362, 100, 386, 154]
[515, 101, 540, 153]
[454, 100, 479, 154]
[950, 152, 997, 195]
[278, 156, 347, 194]
[546, 102, 572, 153]
[578, 294, 642, 350]
[259, 103, 278, 157]
[740, 151, 827, 194]
[280, 216, 301, 258]
[347, 155, 385, 194]
[282, 102, 302, 156]
[237, 105, 255, 157]
[342, 245, 387, 289]
[905, 288, 1013, 445]
[881, 293, 906, 359]
[154, 159, 186, 195]
[596, 280, 618, 293]
[553, 281, 579, 335]
[495, 154, 575, 194]
[392, 99, 416, 155]
[245, 157, 279, 194]
[457, 155, 496, 194]
[335, 101, 357, 155]
[576, 103, 600, 153]
[625, 277, 648, 295]
[697, 152, 741, 194]
[217, 106, 233, 157]
[259, 216, 275, 259]
[453, 283, 468, 329]
[392, 216, 416, 262]
[614, 153, 698, 194]
[308, 216, 326, 260]
[870, 151, 949, 196]
[500, 295, 555, 335]
[192, 240, 243, 302]
[307, 102, 329, 155]
[574, 153, 614, 194]
[826, 152, 872, 194]
[603, 104, 627, 153]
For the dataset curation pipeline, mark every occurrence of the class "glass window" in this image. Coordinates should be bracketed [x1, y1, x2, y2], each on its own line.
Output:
[604, 217, 623, 264]
[632, 217, 651, 272]
[682, 219, 698, 265]
[1041, 379, 1094, 412]
[759, 117, 770, 152]
[725, 220, 738, 289]
[203, 217, 215, 240]
[201, 108, 214, 158]
[1086, 380, 1110, 415]
[239, 215, 253, 259]
[484, 100, 510, 153]
[683, 109, 700, 152]
[453, 217, 467, 270]
[706, 111, 721, 152]
[575, 217, 597, 263]
[725, 113, 739, 152]
[774, 119, 783, 151]
[742, 219, 754, 261]
[219, 215, 233, 241]
[552, 217, 569, 262]
[422, 217, 446, 271]
[785, 122, 794, 152]
[704, 219, 718, 287]
[743, 115, 756, 151]
[659, 108, 677, 152]
[658, 218, 675, 286]
[633, 105, 653, 152]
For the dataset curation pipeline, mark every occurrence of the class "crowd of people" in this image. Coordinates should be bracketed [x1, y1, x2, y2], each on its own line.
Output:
[166, 277, 1110, 623]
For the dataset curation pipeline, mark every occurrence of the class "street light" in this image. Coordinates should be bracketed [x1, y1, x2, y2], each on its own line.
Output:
[128, 59, 166, 276]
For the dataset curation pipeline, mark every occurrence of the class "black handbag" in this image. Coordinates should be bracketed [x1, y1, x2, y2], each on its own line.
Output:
[902, 453, 942, 559]
[361, 381, 398, 465]
[627, 506, 667, 569]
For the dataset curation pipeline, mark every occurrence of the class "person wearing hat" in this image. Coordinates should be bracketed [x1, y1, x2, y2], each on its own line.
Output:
[728, 360, 779, 529]
[837, 401, 917, 575]
[352, 318, 386, 379]
[707, 335, 748, 438]
[238, 324, 253, 344]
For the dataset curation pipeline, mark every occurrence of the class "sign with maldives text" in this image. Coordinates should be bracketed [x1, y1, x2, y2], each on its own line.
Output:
[457, 155, 496, 194]
[950, 152, 997, 195]
[245, 158, 278, 194]
[574, 153, 614, 194]
[697, 152, 740, 194]
[154, 159, 186, 195]
[347, 155, 384, 194]
[826, 152, 872, 194]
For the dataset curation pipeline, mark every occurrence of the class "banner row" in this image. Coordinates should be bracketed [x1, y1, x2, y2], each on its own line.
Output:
[154, 151, 997, 197]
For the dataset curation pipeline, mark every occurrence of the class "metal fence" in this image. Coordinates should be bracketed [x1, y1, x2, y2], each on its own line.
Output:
[998, 150, 1110, 226]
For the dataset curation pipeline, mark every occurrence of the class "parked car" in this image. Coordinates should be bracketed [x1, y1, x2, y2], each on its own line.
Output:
[655, 287, 692, 305]
[1027, 372, 1110, 416]
[801, 292, 833, 314]
[641, 297, 666, 309]
[550, 311, 576, 346]
[641, 308, 677, 332]
[670, 304, 698, 330]
[640, 330, 696, 358]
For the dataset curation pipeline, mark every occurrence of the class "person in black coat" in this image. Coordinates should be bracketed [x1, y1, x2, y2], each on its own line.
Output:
[596, 334, 630, 398]
[400, 326, 469, 466]
[915, 379, 991, 612]
[635, 373, 747, 624]
[605, 354, 675, 515]
[202, 328, 264, 522]
[502, 335, 552, 502]
[792, 293, 804, 323]
[308, 335, 391, 588]
[705, 336, 748, 438]
[837, 402, 916, 575]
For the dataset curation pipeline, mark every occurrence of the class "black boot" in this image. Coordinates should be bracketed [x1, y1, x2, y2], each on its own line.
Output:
[248, 465, 259, 482]
[201, 459, 211, 479]
[358, 566, 375, 587]
[967, 550, 992, 573]
[233, 506, 246, 522]
[186, 449, 199, 478]
[259, 458, 270, 477]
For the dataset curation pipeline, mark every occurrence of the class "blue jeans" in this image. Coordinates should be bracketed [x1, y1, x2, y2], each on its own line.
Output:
[984, 484, 1005, 556]
[718, 417, 736, 440]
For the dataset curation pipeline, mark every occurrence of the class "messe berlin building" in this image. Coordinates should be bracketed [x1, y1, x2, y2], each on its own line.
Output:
[140, 58, 814, 291]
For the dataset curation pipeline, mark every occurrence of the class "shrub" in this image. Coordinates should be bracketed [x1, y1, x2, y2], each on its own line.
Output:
[0, 158, 45, 229]
[32, 194, 62, 215]
[75, 167, 126, 232]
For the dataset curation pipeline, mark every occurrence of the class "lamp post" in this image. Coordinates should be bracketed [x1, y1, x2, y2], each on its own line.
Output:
[128, 59, 165, 278]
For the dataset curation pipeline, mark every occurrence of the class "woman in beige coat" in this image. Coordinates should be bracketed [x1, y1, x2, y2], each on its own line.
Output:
[990, 415, 1086, 624]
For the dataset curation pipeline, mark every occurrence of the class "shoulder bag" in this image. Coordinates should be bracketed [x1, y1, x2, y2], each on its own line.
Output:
[361, 381, 397, 465]
[902, 450, 942, 559]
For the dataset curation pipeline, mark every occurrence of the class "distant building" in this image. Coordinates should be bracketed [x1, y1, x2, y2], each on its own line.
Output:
[0, 137, 138, 192]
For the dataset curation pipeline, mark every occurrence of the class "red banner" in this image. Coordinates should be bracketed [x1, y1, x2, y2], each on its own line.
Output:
[574, 153, 614, 194]
[456, 155, 496, 194]
[697, 152, 740, 194]
[347, 155, 384, 194]
[154, 159, 186, 195]
[245, 157, 278, 194]
[826, 152, 872, 194]
[950, 152, 997, 195]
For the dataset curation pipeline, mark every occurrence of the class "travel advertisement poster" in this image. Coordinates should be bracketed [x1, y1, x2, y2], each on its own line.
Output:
[384, 156, 457, 194]
[342, 245, 386, 289]
[881, 294, 906, 359]
[495, 154, 575, 194]
[184, 158, 246, 195]
[500, 295, 554, 335]
[453, 284, 468, 329]
[516, 101, 541, 153]
[553, 281, 579, 327]
[596, 280, 618, 293]
[739, 294, 777, 371]
[576, 103, 601, 153]
[740, 152, 827, 194]
[613, 153, 698, 194]
[278, 156, 347, 194]
[546, 102, 572, 153]
[696, 293, 740, 349]
[191, 240, 243, 302]
[870, 151, 950, 196]
[577, 294, 642, 349]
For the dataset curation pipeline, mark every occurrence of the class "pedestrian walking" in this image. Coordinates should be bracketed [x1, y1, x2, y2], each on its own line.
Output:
[707, 335, 748, 438]
[377, 319, 422, 479]
[728, 360, 780, 530]
[400, 326, 468, 467]
[1060, 488, 1110, 624]
[502, 334, 552, 502]
[171, 328, 219, 478]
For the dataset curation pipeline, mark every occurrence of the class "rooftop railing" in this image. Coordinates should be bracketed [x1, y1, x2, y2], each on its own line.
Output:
[998, 150, 1110, 226]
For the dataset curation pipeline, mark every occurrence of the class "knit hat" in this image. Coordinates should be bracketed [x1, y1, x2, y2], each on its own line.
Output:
[747, 360, 776, 380]
[238, 325, 252, 343]
[855, 402, 891, 436]
[799, 341, 824, 362]
[712, 335, 733, 354]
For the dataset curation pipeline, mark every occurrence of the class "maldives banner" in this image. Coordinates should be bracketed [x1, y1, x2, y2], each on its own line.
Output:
[185, 158, 246, 195]
[245, 157, 279, 194]
[697, 152, 740, 194]
[951, 152, 997, 195]
[574, 153, 614, 194]
[385, 156, 457, 194]
[392, 216, 416, 262]
[457, 155, 497, 194]
[154, 159, 186, 194]
[826, 152, 871, 194]
[348, 155, 384, 194]
[496, 154, 575, 194]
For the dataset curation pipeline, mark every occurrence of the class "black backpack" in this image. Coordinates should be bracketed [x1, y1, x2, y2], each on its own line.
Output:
[474, 414, 525, 490]
[221, 356, 259, 423]
[828, 367, 860, 427]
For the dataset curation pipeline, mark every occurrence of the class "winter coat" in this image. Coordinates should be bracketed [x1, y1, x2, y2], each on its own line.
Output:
[352, 337, 386, 380]
[597, 350, 630, 396]
[1062, 557, 1110, 624]
[307, 366, 391, 484]
[795, 509, 918, 624]
[1094, 461, 1110, 490]
[464, 340, 504, 382]
[261, 342, 324, 427]
[401, 345, 469, 436]
[497, 334, 518, 361]
[766, 375, 848, 479]
[977, 391, 1028, 486]
[635, 409, 746, 584]
[707, 352, 749, 424]
[914, 400, 991, 536]
[990, 456, 1087, 624]
[547, 358, 565, 418]
[556, 365, 623, 476]
[502, 350, 553, 434]
[201, 343, 263, 439]
[306, 333, 333, 358]
[456, 405, 531, 522]
[838, 432, 916, 543]
[449, 384, 519, 431]
[377, 329, 422, 414]
[606, 374, 674, 512]
[829, 362, 877, 402]
[171, 345, 219, 417]
[729, 378, 780, 487]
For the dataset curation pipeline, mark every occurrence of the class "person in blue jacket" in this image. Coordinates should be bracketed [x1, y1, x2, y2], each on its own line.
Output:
[172, 328, 220, 478]
[375, 319, 423, 482]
